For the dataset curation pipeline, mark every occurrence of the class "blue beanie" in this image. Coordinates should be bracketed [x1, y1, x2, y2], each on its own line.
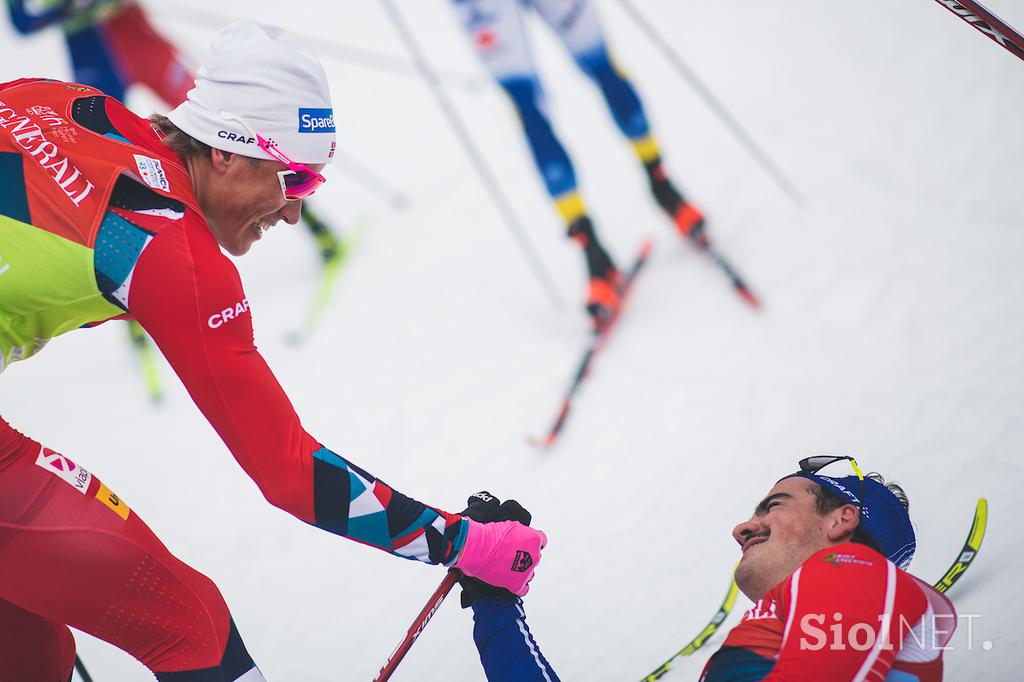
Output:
[787, 473, 916, 569]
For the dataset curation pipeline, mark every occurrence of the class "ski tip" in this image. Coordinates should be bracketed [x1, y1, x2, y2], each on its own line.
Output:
[969, 498, 988, 548]
[639, 238, 655, 260]
[738, 286, 762, 310]
[526, 434, 556, 449]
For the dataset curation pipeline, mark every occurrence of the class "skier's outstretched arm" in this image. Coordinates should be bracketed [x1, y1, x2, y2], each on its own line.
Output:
[127, 206, 543, 594]
[470, 597, 561, 682]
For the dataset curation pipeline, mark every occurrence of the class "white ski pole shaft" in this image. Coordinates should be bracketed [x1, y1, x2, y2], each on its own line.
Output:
[612, 0, 804, 206]
[379, 0, 565, 310]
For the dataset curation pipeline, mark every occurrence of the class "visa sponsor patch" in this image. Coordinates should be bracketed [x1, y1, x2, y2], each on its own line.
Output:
[298, 108, 335, 133]
[133, 154, 170, 192]
[35, 446, 92, 494]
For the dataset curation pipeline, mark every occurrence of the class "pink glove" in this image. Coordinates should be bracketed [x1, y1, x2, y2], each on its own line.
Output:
[454, 519, 546, 596]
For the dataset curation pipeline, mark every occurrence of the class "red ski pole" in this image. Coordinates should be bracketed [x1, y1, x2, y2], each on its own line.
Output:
[372, 570, 460, 682]
[931, 0, 1024, 61]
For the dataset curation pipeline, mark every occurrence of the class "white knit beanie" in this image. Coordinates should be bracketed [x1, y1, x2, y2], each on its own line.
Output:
[168, 21, 336, 164]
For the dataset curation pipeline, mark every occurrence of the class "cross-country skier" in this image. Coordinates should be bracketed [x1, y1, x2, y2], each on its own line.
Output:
[0, 21, 545, 681]
[702, 455, 956, 681]
[450, 0, 705, 329]
[5, 0, 346, 375]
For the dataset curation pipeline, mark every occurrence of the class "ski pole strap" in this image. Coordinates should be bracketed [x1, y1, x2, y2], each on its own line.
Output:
[372, 570, 461, 682]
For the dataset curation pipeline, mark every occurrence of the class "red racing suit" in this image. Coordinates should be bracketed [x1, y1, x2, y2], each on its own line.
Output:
[701, 543, 957, 682]
[0, 78, 466, 680]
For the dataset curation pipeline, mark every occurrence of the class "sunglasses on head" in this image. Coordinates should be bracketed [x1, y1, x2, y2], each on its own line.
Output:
[220, 111, 326, 201]
[797, 454, 866, 508]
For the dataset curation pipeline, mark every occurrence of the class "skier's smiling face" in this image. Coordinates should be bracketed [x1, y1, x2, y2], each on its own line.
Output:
[731, 477, 859, 601]
[194, 148, 326, 256]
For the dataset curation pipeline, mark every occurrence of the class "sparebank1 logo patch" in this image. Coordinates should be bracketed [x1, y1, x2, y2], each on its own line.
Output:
[298, 108, 335, 133]
[35, 446, 92, 494]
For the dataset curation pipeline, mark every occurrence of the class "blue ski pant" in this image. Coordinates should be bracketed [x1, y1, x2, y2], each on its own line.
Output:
[452, 0, 653, 200]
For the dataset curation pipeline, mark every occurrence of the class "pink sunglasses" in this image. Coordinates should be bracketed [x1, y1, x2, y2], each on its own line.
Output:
[220, 111, 326, 201]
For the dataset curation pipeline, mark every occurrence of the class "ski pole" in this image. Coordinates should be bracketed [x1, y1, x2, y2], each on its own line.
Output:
[153, 3, 487, 92]
[127, 321, 163, 403]
[143, 4, 417, 211]
[610, 0, 804, 207]
[331, 148, 413, 212]
[372, 569, 460, 682]
[378, 0, 565, 311]
[929, 0, 1024, 61]
[74, 655, 95, 682]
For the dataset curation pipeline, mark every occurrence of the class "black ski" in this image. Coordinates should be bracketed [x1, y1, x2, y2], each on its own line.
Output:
[529, 239, 654, 448]
[689, 230, 760, 309]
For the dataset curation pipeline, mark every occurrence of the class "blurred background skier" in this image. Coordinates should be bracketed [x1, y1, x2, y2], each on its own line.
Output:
[450, 0, 706, 329]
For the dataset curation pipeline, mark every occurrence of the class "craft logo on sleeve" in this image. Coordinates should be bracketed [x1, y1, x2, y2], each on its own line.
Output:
[207, 297, 250, 328]
[133, 154, 170, 192]
[35, 446, 92, 494]
[297, 108, 335, 133]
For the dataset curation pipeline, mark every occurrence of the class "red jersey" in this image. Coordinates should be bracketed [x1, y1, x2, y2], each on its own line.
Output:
[702, 543, 957, 682]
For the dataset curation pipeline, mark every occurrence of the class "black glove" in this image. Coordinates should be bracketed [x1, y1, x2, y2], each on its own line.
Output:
[458, 491, 532, 608]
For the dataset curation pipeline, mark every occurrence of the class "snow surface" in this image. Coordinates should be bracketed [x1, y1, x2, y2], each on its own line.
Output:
[2, 0, 1023, 680]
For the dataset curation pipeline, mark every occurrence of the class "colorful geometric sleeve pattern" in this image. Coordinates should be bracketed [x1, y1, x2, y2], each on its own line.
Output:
[93, 209, 155, 312]
[311, 447, 469, 566]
